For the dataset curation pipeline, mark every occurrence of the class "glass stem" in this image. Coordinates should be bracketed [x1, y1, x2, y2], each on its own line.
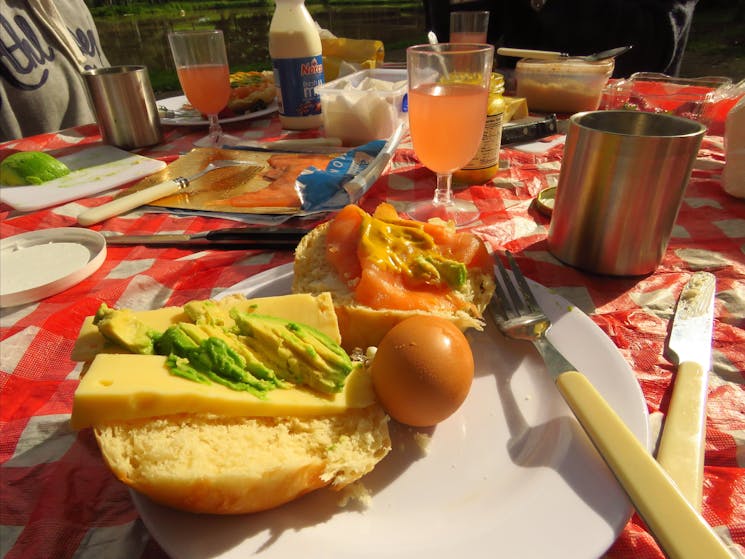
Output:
[207, 114, 222, 146]
[433, 172, 454, 206]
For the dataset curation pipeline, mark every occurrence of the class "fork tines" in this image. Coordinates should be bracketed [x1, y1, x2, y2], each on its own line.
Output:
[492, 250, 542, 320]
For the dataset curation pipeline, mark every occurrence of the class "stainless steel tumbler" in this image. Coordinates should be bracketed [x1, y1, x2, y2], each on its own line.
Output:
[547, 110, 706, 276]
[82, 65, 163, 150]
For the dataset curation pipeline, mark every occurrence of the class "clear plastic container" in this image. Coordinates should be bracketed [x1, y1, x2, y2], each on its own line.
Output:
[515, 57, 614, 114]
[316, 68, 407, 146]
[602, 72, 733, 124]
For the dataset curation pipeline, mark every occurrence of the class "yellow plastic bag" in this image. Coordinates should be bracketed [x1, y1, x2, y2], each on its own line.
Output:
[321, 38, 385, 81]
[503, 96, 529, 123]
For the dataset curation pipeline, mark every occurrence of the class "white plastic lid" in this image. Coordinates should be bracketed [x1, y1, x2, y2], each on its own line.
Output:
[0, 228, 107, 308]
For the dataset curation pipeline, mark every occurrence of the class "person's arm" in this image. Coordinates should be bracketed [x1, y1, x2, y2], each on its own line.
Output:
[498, 0, 698, 76]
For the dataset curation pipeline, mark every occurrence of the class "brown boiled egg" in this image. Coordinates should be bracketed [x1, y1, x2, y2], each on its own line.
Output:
[370, 316, 474, 427]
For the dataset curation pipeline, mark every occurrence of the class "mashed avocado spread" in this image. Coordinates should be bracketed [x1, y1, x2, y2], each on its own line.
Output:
[93, 301, 352, 398]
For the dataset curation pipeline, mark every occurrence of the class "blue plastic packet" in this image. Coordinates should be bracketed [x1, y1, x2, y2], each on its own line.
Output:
[295, 140, 385, 212]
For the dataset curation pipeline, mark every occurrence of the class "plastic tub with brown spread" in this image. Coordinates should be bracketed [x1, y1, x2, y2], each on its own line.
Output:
[515, 57, 614, 114]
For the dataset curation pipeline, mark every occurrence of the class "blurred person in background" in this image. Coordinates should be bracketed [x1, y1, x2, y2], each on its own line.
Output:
[1, 0, 110, 142]
[423, 0, 699, 78]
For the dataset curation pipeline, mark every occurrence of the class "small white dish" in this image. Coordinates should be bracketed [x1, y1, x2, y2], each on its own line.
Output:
[0, 228, 106, 307]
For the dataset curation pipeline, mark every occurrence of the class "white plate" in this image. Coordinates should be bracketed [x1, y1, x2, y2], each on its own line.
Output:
[0, 228, 106, 307]
[0, 145, 166, 212]
[132, 263, 650, 559]
[158, 95, 278, 126]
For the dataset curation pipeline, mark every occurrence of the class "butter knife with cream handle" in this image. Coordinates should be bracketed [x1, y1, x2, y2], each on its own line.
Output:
[657, 271, 716, 510]
[77, 159, 255, 226]
[77, 139, 350, 226]
[497, 45, 632, 62]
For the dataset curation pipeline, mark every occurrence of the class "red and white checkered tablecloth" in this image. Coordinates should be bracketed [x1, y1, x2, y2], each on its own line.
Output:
[1, 115, 743, 559]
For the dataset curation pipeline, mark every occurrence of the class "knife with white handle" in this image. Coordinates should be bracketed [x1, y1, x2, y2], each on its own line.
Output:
[497, 46, 632, 62]
[232, 137, 344, 153]
[657, 271, 716, 510]
[497, 47, 567, 59]
[102, 226, 307, 249]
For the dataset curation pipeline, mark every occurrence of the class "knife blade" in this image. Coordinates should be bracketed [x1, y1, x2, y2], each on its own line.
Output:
[657, 271, 716, 510]
[103, 226, 307, 249]
[231, 137, 344, 154]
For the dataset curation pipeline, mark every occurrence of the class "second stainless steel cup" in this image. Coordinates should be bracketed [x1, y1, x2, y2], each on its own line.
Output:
[547, 110, 706, 276]
[82, 65, 163, 150]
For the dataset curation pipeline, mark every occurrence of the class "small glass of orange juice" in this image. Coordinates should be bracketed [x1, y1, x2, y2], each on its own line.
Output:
[406, 43, 494, 226]
[449, 11, 490, 44]
[168, 30, 239, 147]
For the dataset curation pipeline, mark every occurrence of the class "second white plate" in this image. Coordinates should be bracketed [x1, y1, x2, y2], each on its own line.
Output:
[0, 228, 106, 307]
[132, 262, 649, 559]
[158, 95, 278, 126]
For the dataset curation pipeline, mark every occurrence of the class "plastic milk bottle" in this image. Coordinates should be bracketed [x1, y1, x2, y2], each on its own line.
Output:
[269, 0, 325, 130]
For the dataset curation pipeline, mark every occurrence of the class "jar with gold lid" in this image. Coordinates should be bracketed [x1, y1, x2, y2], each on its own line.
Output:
[454, 72, 506, 185]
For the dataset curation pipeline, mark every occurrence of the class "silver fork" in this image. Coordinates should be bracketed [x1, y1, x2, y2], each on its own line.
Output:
[491, 251, 733, 559]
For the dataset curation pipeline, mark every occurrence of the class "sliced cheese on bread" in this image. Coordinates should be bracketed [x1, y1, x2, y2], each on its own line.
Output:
[71, 353, 376, 429]
[71, 291, 391, 515]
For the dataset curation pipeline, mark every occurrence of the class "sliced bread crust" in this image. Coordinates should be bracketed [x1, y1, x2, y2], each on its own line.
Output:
[95, 405, 390, 515]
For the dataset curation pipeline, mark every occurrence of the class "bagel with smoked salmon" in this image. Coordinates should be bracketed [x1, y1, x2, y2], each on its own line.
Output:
[292, 203, 496, 351]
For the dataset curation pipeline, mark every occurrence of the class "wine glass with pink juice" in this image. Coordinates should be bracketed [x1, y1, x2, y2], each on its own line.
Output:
[168, 30, 239, 147]
[449, 11, 490, 43]
[406, 43, 493, 226]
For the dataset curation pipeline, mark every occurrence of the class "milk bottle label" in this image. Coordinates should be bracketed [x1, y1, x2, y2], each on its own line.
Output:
[272, 55, 324, 118]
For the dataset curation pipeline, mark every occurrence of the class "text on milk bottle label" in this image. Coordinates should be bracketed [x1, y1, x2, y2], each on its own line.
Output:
[273, 55, 324, 118]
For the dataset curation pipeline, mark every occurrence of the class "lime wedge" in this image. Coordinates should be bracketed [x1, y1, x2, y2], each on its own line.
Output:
[1, 151, 71, 186]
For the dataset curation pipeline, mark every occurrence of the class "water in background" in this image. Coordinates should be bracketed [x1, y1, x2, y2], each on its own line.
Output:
[97, 5, 426, 84]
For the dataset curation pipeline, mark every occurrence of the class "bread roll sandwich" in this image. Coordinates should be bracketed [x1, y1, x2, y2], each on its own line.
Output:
[225, 70, 276, 116]
[293, 203, 496, 351]
[70, 292, 391, 515]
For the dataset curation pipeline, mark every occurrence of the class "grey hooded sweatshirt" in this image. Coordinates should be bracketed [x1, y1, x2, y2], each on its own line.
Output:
[1, 0, 110, 141]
